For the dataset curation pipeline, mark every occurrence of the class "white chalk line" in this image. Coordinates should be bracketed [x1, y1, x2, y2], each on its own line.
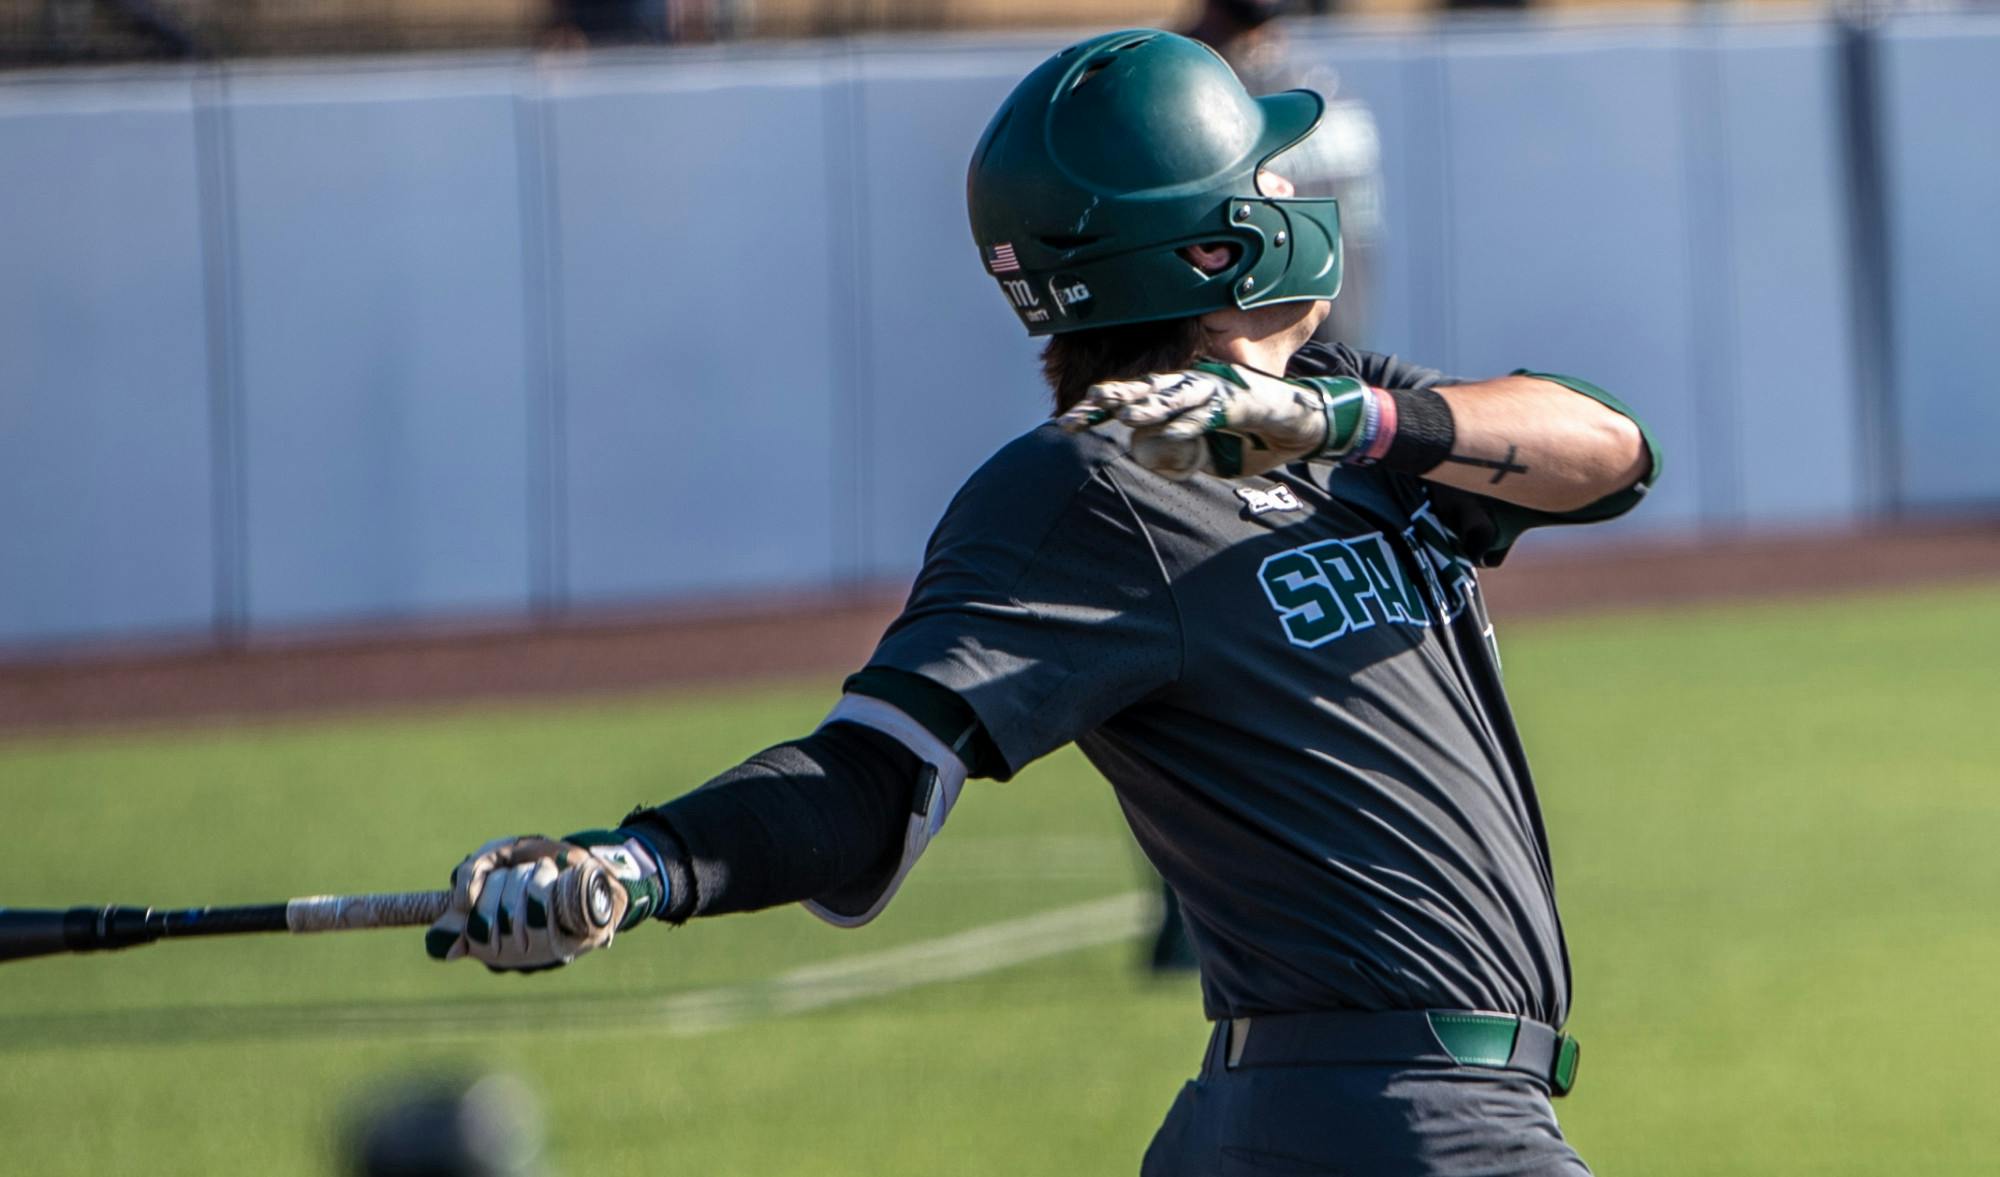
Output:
[2, 891, 1158, 1050]
[652, 890, 1155, 1037]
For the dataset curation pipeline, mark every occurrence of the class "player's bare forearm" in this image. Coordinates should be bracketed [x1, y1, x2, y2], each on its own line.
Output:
[1062, 364, 1651, 503]
[1426, 377, 1649, 512]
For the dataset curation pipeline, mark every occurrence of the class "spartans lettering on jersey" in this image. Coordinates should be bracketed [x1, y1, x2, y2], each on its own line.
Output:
[1256, 502, 1478, 648]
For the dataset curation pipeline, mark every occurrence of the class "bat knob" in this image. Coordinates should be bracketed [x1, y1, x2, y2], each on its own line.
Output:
[584, 871, 617, 931]
[550, 857, 625, 938]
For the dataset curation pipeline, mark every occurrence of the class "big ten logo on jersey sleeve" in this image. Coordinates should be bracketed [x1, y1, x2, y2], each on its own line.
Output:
[1256, 501, 1478, 649]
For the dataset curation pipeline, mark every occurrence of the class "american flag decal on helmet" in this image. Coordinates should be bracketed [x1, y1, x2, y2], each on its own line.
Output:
[986, 242, 1020, 273]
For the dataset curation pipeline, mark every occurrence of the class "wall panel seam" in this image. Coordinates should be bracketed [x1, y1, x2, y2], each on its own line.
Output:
[194, 64, 249, 646]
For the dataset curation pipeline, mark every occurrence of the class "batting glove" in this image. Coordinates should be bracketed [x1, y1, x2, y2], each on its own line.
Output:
[1057, 362, 1373, 479]
[424, 830, 666, 972]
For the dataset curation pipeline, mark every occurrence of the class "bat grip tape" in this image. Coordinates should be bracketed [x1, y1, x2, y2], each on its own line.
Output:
[286, 892, 451, 933]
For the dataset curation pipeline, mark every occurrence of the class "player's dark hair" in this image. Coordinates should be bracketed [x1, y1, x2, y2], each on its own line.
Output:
[1040, 317, 1208, 415]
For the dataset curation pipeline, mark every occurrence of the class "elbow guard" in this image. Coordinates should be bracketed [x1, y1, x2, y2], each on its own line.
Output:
[802, 694, 969, 928]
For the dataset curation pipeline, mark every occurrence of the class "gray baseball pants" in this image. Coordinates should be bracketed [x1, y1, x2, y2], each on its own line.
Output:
[1140, 1019, 1592, 1176]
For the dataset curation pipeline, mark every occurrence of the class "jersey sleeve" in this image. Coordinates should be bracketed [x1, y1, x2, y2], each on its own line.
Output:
[1288, 340, 1458, 392]
[860, 424, 1181, 780]
[1428, 370, 1664, 567]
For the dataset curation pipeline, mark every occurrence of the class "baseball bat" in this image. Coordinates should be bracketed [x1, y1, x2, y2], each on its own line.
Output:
[0, 870, 617, 965]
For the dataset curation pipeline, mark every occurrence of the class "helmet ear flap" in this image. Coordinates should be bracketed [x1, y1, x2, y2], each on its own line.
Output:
[1228, 198, 1342, 310]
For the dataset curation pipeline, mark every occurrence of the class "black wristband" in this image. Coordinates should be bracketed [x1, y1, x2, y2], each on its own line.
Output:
[1380, 386, 1456, 475]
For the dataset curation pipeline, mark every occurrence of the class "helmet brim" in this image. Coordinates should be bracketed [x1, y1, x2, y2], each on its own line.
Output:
[1255, 88, 1327, 166]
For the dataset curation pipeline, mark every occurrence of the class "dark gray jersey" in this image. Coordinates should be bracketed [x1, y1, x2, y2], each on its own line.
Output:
[863, 345, 1656, 1025]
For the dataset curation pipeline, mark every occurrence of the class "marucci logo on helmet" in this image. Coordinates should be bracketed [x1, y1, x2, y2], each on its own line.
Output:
[995, 273, 1093, 326]
[999, 277, 1051, 324]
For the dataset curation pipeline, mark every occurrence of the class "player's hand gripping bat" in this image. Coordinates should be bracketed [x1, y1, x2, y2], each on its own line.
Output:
[1059, 362, 1367, 479]
[0, 866, 619, 965]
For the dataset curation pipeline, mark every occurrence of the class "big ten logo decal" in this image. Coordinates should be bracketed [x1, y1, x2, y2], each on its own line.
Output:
[1255, 504, 1478, 649]
[1236, 484, 1303, 516]
[1050, 274, 1093, 321]
[1000, 278, 1050, 324]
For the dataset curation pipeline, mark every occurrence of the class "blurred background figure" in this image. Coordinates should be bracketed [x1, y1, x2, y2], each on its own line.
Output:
[1184, 0, 1384, 349]
[544, 0, 737, 48]
[543, 0, 666, 48]
[342, 1072, 546, 1177]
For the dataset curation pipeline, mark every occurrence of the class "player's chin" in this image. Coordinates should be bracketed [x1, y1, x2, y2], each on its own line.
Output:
[1299, 298, 1334, 337]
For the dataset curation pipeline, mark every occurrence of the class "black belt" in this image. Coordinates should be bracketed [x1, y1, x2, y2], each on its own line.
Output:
[1218, 1009, 1580, 1097]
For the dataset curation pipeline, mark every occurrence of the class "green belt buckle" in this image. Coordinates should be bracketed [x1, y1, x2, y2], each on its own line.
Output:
[1550, 1033, 1581, 1097]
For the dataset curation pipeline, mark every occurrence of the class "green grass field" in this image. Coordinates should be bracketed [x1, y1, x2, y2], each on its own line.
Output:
[3, 582, 1997, 1175]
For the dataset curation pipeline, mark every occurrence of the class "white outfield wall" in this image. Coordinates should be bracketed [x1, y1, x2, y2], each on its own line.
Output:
[0, 77, 220, 645]
[1, 13, 1994, 653]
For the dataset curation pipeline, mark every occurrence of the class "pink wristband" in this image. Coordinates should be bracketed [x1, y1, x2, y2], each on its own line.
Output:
[1357, 386, 1398, 465]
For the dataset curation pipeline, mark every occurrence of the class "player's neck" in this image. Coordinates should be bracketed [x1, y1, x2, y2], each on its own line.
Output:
[1204, 336, 1296, 375]
[1201, 327, 1311, 378]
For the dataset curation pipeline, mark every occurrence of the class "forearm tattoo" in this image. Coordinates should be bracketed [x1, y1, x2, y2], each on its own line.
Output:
[1442, 444, 1530, 485]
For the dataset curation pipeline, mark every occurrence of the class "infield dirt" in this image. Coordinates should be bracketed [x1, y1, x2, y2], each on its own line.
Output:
[4, 518, 1996, 735]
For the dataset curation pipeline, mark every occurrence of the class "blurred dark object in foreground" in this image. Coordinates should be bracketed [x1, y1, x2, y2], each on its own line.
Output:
[344, 1073, 546, 1177]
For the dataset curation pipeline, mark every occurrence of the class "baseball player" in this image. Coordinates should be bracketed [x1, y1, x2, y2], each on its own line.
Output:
[428, 30, 1658, 1176]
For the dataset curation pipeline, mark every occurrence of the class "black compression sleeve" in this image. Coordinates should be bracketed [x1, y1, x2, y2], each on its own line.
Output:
[620, 721, 921, 922]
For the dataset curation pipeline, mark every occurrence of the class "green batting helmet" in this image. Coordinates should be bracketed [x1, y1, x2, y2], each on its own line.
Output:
[967, 29, 1342, 337]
